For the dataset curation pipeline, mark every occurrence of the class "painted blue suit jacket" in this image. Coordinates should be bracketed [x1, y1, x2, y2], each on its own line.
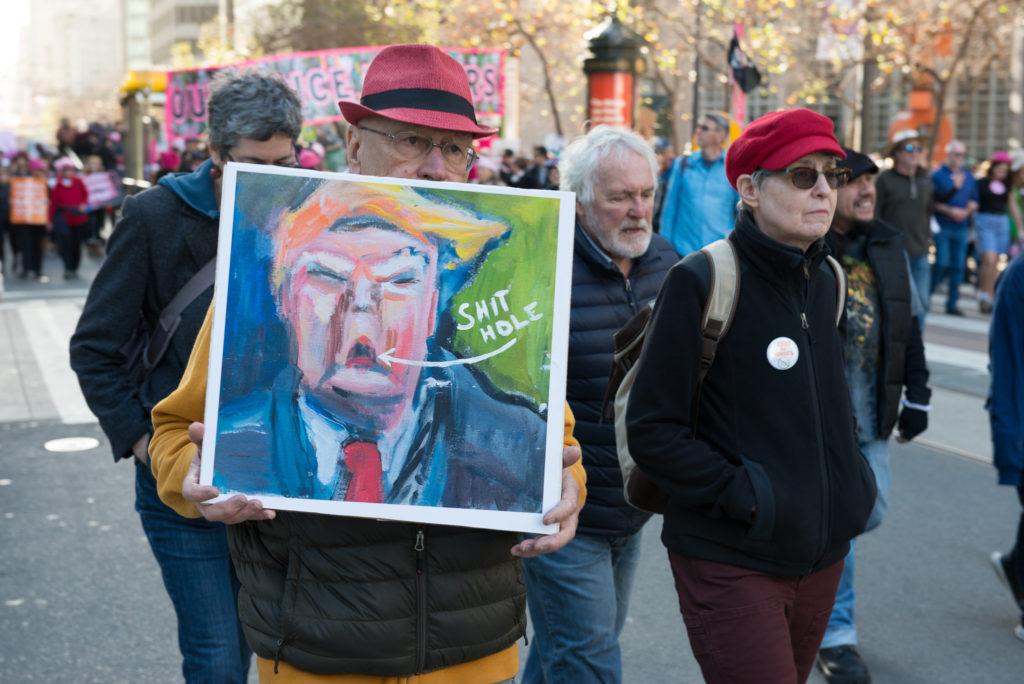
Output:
[214, 357, 547, 512]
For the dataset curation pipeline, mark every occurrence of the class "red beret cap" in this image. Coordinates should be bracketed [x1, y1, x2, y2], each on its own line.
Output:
[725, 108, 846, 189]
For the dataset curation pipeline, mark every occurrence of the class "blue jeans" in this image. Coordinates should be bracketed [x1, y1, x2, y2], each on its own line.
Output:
[822, 439, 891, 648]
[134, 460, 251, 683]
[932, 228, 970, 312]
[908, 253, 931, 327]
[522, 530, 643, 683]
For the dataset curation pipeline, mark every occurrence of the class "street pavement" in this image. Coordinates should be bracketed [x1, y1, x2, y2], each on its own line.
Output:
[1, 250, 1022, 682]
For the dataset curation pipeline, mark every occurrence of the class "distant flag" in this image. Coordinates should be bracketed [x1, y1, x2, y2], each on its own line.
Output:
[728, 26, 761, 127]
[728, 30, 762, 94]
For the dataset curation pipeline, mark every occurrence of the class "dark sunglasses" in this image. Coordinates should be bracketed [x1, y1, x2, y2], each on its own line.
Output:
[902, 143, 921, 153]
[767, 166, 850, 190]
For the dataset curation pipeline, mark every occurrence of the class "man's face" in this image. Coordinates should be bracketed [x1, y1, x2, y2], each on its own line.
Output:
[835, 173, 876, 225]
[346, 118, 472, 182]
[894, 140, 921, 169]
[280, 227, 439, 428]
[209, 132, 297, 168]
[697, 117, 727, 149]
[947, 144, 967, 170]
[579, 150, 655, 260]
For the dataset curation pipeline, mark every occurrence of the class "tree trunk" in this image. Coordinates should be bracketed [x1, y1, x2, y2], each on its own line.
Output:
[514, 19, 564, 138]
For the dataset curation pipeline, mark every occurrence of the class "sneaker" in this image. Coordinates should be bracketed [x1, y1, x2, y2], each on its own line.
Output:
[946, 307, 966, 317]
[816, 645, 871, 684]
[991, 551, 1024, 609]
[980, 300, 993, 314]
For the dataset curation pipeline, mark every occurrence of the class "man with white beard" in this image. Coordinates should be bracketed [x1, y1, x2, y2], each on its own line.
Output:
[520, 125, 678, 683]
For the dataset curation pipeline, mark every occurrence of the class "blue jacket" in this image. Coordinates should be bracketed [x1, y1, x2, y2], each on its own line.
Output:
[659, 152, 738, 256]
[989, 255, 1024, 486]
[931, 165, 979, 232]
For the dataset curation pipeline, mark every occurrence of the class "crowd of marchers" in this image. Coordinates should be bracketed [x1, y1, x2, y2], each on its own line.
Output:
[53, 43, 1024, 684]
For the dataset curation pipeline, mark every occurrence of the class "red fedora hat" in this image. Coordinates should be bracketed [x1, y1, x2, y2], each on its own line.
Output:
[339, 44, 497, 139]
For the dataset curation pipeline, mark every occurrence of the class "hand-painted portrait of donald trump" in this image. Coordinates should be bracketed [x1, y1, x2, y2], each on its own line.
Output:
[208, 167, 570, 526]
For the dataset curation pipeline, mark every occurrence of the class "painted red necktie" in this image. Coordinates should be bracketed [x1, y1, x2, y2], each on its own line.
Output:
[342, 441, 383, 503]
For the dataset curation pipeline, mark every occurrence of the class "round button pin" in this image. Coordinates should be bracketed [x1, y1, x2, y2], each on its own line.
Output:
[766, 337, 799, 371]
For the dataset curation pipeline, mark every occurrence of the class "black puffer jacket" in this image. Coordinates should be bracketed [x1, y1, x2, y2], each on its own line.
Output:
[625, 213, 877, 575]
[231, 515, 523, 676]
[827, 220, 931, 439]
[570, 226, 677, 536]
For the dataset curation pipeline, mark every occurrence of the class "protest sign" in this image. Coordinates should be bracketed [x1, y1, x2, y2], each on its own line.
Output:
[10, 177, 49, 225]
[202, 163, 574, 534]
[83, 172, 121, 209]
[166, 47, 504, 144]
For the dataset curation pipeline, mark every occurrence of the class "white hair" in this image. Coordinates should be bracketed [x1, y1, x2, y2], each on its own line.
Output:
[559, 125, 659, 205]
[946, 139, 966, 154]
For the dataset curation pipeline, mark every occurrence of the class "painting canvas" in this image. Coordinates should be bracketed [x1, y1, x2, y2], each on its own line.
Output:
[202, 164, 575, 534]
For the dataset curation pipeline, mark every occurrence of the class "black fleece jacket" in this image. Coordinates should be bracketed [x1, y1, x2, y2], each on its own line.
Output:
[624, 212, 877, 576]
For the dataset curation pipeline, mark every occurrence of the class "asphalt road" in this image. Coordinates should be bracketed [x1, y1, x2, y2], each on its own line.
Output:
[2, 421, 1022, 683]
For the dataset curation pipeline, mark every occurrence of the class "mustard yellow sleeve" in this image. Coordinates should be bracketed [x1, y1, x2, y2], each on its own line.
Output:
[563, 402, 587, 508]
[149, 303, 213, 519]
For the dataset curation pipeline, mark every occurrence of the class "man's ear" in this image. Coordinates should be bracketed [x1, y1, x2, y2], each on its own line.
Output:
[737, 175, 759, 209]
[208, 144, 223, 167]
[345, 126, 362, 174]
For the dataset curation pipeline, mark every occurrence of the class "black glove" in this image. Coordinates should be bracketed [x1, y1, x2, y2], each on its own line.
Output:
[897, 407, 928, 442]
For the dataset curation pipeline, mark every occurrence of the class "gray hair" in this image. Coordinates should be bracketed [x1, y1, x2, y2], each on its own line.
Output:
[559, 125, 659, 205]
[207, 71, 303, 155]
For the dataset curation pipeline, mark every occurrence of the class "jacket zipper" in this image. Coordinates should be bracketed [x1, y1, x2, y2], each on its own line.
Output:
[623, 275, 638, 312]
[414, 528, 427, 673]
[801, 261, 832, 570]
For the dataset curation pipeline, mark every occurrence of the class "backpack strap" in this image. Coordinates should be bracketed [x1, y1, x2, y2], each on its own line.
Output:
[824, 254, 847, 327]
[693, 238, 740, 425]
[141, 257, 217, 373]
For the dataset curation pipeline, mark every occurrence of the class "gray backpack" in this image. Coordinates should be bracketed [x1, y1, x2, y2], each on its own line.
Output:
[605, 238, 846, 514]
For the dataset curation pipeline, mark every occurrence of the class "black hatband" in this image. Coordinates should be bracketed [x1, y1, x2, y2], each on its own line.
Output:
[360, 88, 478, 123]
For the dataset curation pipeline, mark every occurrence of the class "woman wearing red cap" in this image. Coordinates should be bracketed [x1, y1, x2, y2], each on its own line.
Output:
[624, 108, 877, 683]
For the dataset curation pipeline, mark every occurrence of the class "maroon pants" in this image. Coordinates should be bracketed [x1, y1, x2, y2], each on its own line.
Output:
[669, 553, 844, 684]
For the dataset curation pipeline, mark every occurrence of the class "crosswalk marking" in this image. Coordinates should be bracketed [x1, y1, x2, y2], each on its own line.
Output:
[924, 341, 989, 374]
[16, 300, 96, 425]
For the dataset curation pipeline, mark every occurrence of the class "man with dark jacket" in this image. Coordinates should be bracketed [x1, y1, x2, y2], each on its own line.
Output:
[624, 109, 877, 682]
[816, 148, 931, 684]
[69, 72, 303, 683]
[148, 45, 585, 682]
[874, 130, 933, 325]
[521, 126, 677, 683]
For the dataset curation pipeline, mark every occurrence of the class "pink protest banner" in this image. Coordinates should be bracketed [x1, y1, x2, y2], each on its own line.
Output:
[83, 171, 121, 209]
[165, 46, 504, 144]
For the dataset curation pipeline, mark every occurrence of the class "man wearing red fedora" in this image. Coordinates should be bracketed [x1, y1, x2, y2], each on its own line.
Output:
[148, 44, 585, 683]
[623, 108, 877, 683]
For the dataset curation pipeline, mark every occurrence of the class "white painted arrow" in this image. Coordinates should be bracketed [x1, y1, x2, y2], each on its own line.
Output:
[378, 337, 518, 368]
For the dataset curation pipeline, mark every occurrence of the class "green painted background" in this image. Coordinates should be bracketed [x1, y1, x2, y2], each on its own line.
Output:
[429, 189, 563, 409]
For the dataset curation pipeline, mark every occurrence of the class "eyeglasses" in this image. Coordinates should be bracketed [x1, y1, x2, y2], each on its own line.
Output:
[697, 123, 720, 133]
[766, 166, 850, 190]
[901, 144, 921, 153]
[358, 126, 477, 171]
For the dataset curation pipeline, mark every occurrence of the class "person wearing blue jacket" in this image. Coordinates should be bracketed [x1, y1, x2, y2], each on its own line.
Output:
[988, 253, 1024, 642]
[658, 112, 739, 256]
[931, 140, 979, 315]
